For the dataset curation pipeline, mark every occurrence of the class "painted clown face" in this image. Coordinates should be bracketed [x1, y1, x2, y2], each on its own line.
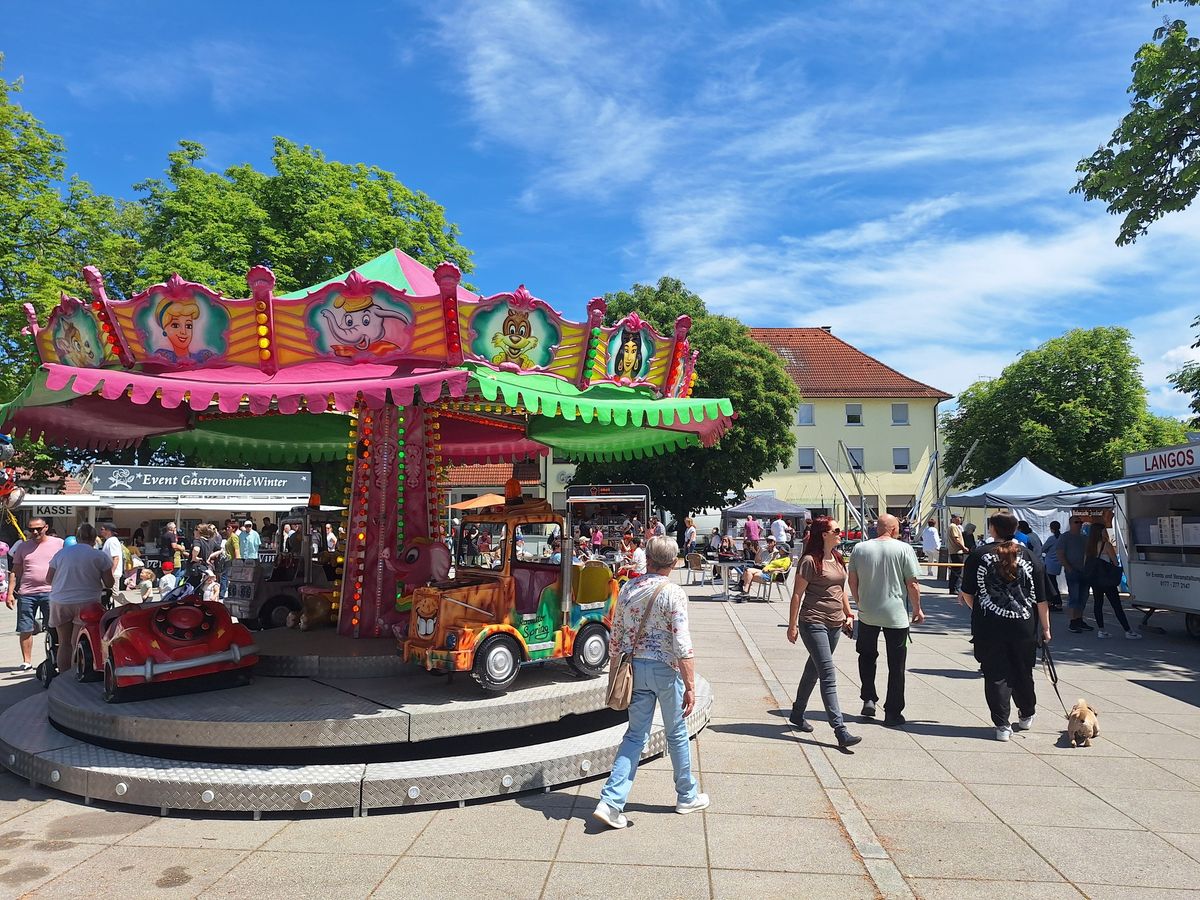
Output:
[413, 589, 440, 639]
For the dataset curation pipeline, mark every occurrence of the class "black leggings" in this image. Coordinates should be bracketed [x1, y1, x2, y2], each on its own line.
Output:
[1092, 584, 1131, 632]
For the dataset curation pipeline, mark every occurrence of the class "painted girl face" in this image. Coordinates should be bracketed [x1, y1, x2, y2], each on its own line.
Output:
[165, 314, 195, 354]
[619, 339, 638, 376]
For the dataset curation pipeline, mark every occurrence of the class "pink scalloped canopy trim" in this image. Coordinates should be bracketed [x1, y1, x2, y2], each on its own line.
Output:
[7, 394, 191, 452]
[43, 362, 468, 415]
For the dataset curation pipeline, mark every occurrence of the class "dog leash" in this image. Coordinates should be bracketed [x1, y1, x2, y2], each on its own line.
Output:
[1039, 638, 1071, 718]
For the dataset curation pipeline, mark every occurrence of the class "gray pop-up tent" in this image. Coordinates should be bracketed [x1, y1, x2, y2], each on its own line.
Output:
[721, 495, 810, 536]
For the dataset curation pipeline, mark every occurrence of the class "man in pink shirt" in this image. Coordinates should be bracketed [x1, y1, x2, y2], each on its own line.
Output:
[6, 518, 65, 671]
[744, 515, 762, 542]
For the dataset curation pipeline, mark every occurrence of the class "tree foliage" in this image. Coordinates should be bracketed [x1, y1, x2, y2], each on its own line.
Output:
[942, 327, 1188, 488]
[1074, 1, 1200, 245]
[572, 277, 800, 538]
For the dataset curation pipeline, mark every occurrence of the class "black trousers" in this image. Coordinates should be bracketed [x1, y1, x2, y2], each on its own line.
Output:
[1092, 584, 1131, 632]
[1044, 571, 1062, 607]
[947, 553, 964, 594]
[974, 638, 1037, 728]
[856, 622, 908, 716]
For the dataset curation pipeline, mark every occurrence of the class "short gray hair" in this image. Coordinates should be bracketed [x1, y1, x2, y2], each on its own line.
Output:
[646, 536, 679, 569]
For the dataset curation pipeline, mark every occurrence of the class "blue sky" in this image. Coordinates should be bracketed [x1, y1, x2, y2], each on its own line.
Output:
[5, 1, 1199, 414]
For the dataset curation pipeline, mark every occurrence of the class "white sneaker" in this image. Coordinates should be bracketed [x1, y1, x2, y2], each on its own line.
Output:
[1014, 714, 1035, 732]
[1096, 630, 1111, 639]
[1124, 630, 1143, 640]
[995, 726, 1012, 742]
[675, 792, 710, 815]
[17, 662, 33, 672]
[592, 801, 628, 829]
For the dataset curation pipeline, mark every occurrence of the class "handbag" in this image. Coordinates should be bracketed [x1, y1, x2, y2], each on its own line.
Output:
[1094, 557, 1124, 589]
[606, 582, 667, 711]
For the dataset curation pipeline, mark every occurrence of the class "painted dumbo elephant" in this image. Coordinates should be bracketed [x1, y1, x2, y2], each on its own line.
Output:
[320, 294, 411, 358]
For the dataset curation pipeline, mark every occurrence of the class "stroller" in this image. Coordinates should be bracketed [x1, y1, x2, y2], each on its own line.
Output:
[37, 588, 115, 687]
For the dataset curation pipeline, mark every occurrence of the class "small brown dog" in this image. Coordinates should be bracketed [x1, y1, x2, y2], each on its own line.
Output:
[1067, 698, 1099, 747]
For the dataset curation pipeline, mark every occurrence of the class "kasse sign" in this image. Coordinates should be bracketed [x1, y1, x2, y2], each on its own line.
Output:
[92, 465, 311, 497]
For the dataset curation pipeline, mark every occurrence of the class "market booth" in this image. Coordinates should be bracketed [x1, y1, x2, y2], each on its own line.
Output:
[0, 249, 733, 814]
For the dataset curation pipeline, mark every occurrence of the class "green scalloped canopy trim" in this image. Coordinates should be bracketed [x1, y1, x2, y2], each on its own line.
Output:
[0, 369, 72, 429]
[464, 364, 732, 426]
[153, 414, 353, 464]
[525, 417, 697, 461]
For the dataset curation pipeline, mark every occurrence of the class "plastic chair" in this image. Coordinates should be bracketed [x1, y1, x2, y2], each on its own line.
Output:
[755, 567, 790, 602]
[683, 552, 712, 586]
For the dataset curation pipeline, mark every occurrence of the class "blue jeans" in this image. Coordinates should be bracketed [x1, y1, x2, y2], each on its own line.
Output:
[15, 592, 49, 634]
[1065, 570, 1087, 611]
[793, 623, 845, 731]
[600, 658, 697, 812]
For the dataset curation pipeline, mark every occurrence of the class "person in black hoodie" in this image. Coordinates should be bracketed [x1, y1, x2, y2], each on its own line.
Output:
[959, 513, 1049, 742]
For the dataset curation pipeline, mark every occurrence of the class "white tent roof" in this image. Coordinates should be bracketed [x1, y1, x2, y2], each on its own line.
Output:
[945, 457, 1111, 508]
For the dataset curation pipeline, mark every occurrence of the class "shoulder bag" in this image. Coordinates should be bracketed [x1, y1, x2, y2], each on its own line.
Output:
[606, 581, 668, 711]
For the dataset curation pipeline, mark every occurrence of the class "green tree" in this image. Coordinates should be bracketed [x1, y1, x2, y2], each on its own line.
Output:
[1074, 0, 1200, 245]
[572, 277, 800, 541]
[127, 138, 472, 297]
[942, 327, 1188, 488]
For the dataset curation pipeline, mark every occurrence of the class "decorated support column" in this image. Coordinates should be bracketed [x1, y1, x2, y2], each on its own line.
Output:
[338, 402, 403, 637]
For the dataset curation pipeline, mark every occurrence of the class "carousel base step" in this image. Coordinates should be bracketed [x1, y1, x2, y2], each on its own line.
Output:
[0, 680, 712, 816]
[48, 663, 613, 750]
[251, 629, 407, 678]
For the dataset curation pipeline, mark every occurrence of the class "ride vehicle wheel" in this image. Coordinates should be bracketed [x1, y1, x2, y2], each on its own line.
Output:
[74, 638, 100, 683]
[259, 596, 299, 630]
[569, 622, 610, 677]
[471, 634, 522, 691]
[102, 655, 121, 704]
[1187, 613, 1200, 640]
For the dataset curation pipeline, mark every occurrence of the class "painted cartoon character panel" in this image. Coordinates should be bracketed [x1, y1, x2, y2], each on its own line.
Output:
[135, 292, 229, 365]
[307, 289, 413, 359]
[380, 538, 451, 639]
[469, 303, 560, 370]
[606, 327, 653, 382]
[51, 308, 108, 368]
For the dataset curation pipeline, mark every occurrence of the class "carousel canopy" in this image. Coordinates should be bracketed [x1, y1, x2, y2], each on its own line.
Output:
[4, 250, 733, 464]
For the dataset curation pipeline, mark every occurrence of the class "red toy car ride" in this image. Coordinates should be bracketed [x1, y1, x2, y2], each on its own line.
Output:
[73, 584, 259, 703]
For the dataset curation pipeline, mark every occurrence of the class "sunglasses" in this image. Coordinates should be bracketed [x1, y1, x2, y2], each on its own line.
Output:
[29, 526, 45, 533]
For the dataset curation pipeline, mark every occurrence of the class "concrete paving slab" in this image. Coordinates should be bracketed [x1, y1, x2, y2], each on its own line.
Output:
[698, 718, 795, 744]
[543, 861, 711, 899]
[26, 843, 247, 897]
[1016, 824, 1200, 889]
[119, 814, 287, 849]
[1105, 731, 1200, 760]
[0, 800, 152, 843]
[1160, 831, 1200, 862]
[701, 772, 832, 818]
[705, 813, 866, 875]
[872, 820, 1060, 881]
[200, 850, 398, 897]
[710, 868, 877, 898]
[929, 750, 1075, 786]
[1073, 886, 1200, 900]
[374, 857, 551, 899]
[845, 777, 998, 824]
[407, 802, 568, 861]
[555, 803, 709, 868]
[1093, 787, 1200, 833]
[1146, 714, 1200, 738]
[1152, 758, 1200, 788]
[909, 877, 1084, 899]
[967, 783, 1142, 830]
[0, 774, 52, 825]
[1041, 755, 1200, 792]
[701, 741, 817, 776]
[820, 746, 952, 782]
[261, 809, 434, 854]
[0, 833, 107, 895]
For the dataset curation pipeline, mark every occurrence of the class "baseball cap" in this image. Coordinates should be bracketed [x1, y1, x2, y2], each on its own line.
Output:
[242, 519, 254, 527]
[162, 561, 174, 571]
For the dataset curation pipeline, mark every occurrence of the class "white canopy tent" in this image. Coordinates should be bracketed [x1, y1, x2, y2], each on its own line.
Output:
[943, 457, 1114, 538]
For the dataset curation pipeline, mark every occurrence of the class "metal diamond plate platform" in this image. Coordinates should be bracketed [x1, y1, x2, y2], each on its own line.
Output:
[252, 630, 408, 678]
[0, 679, 712, 816]
[48, 664, 612, 749]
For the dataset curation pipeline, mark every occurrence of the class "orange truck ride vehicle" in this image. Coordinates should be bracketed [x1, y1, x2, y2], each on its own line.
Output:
[402, 484, 651, 691]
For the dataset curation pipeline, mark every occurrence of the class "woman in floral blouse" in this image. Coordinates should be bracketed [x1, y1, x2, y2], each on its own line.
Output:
[593, 537, 710, 829]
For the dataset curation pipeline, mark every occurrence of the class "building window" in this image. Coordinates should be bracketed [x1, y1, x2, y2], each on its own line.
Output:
[797, 403, 814, 426]
[798, 448, 816, 472]
[845, 403, 862, 425]
[847, 447, 865, 471]
[891, 403, 909, 425]
[893, 448, 910, 472]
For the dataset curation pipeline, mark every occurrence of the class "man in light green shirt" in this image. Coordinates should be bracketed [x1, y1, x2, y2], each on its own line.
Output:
[848, 513, 924, 728]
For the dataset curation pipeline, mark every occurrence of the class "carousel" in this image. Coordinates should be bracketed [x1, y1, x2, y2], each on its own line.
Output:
[0, 249, 733, 815]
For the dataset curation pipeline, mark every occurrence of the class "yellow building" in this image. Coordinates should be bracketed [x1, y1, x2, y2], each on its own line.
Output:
[750, 328, 952, 524]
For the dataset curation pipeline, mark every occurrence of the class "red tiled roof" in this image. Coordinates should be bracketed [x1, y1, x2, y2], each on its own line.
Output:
[443, 462, 541, 488]
[749, 328, 952, 400]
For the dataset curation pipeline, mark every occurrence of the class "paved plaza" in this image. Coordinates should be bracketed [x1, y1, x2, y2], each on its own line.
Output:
[0, 576, 1199, 898]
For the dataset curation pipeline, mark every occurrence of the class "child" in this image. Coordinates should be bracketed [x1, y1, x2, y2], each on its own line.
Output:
[158, 561, 177, 596]
[137, 568, 155, 604]
[201, 568, 220, 604]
